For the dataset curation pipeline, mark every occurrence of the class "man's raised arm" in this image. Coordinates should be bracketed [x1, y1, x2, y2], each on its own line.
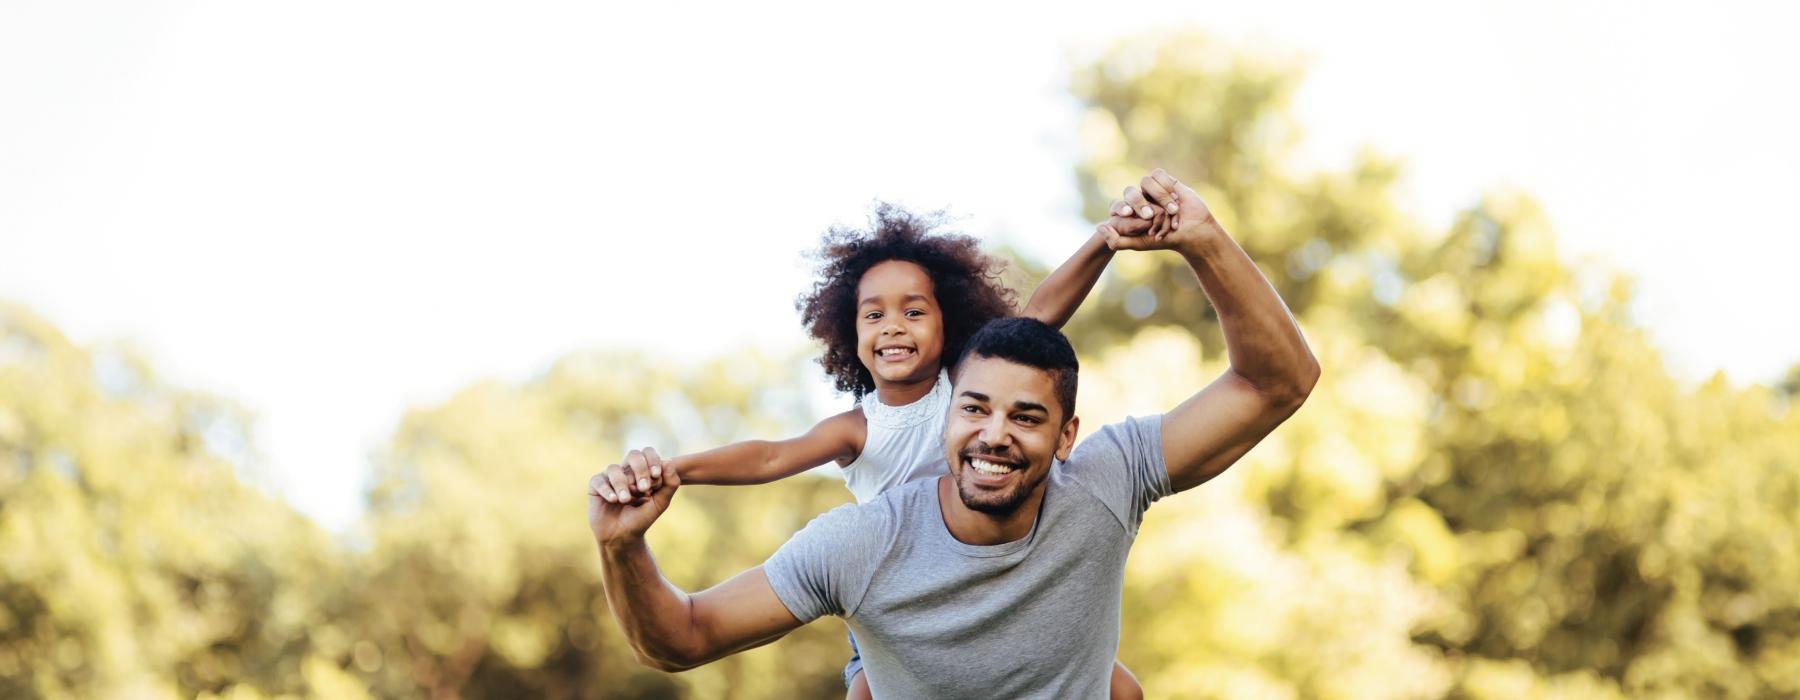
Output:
[1101, 169, 1322, 493]
[588, 448, 804, 671]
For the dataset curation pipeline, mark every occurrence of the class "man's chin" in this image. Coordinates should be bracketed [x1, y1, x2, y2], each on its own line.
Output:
[956, 474, 1028, 515]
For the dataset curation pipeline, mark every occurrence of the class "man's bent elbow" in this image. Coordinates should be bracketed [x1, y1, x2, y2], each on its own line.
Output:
[633, 647, 703, 673]
[1268, 355, 1322, 411]
[1295, 354, 1322, 399]
[629, 637, 712, 673]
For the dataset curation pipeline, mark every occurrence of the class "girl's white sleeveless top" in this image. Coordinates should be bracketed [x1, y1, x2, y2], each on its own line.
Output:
[841, 369, 952, 504]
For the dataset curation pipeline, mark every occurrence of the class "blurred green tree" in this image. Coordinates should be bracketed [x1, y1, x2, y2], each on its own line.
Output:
[0, 304, 348, 699]
[1047, 31, 1800, 699]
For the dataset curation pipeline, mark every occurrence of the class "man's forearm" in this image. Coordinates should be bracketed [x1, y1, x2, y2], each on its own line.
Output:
[599, 537, 705, 670]
[1021, 231, 1114, 329]
[1177, 230, 1319, 399]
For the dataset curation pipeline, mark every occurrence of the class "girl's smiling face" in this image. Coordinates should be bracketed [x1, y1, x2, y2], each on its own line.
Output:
[855, 260, 945, 388]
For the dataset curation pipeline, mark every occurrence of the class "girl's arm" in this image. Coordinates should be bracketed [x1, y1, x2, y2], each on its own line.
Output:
[593, 408, 865, 501]
[1019, 229, 1119, 329]
[677, 408, 865, 485]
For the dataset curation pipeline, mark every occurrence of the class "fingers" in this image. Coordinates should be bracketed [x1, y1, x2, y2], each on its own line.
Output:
[1122, 186, 1156, 220]
[588, 472, 615, 503]
[1097, 213, 1154, 242]
[640, 447, 665, 493]
[1150, 168, 1185, 197]
[1150, 167, 1200, 222]
[1102, 222, 1163, 251]
[1148, 210, 1174, 240]
[603, 461, 635, 503]
[594, 448, 673, 504]
[1101, 170, 1203, 249]
[592, 464, 637, 505]
[646, 448, 664, 480]
[653, 461, 682, 506]
[1114, 213, 1155, 236]
[622, 449, 656, 496]
[1140, 174, 1178, 216]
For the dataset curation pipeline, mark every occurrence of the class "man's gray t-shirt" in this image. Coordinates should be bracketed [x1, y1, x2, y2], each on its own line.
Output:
[764, 416, 1171, 698]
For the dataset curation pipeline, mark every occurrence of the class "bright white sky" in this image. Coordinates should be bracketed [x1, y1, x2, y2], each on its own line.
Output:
[3, 0, 1795, 532]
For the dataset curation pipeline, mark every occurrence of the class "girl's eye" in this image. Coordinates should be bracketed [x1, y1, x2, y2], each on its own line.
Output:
[905, 309, 925, 318]
[864, 311, 882, 321]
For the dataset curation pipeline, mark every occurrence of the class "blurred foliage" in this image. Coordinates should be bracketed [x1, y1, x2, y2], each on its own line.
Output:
[0, 304, 852, 699]
[4, 30, 1799, 699]
[0, 304, 343, 698]
[1044, 31, 1800, 699]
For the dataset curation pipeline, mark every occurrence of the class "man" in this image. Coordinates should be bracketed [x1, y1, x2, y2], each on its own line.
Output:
[587, 169, 1321, 697]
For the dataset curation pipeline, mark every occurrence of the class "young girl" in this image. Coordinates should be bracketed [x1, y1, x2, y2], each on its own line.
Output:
[594, 203, 1150, 699]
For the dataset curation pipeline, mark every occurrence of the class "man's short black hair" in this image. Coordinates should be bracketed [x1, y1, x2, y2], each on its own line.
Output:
[958, 317, 1078, 421]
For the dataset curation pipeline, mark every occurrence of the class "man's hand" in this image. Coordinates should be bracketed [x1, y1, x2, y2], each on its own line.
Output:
[588, 448, 681, 545]
[591, 447, 669, 504]
[1098, 169, 1226, 253]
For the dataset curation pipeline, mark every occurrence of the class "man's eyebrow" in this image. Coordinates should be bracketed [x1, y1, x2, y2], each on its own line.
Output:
[1010, 401, 1050, 415]
[958, 391, 989, 403]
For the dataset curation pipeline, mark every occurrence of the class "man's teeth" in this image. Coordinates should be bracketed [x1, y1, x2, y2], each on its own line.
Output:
[969, 458, 1015, 475]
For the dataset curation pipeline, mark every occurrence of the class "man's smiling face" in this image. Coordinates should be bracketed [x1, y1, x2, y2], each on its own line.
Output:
[943, 354, 1079, 515]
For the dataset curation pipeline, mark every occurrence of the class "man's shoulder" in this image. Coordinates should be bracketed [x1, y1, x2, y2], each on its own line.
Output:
[802, 477, 935, 544]
[1050, 415, 1170, 532]
[1064, 415, 1163, 471]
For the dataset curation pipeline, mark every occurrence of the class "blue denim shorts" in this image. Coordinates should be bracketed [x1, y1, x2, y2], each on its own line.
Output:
[842, 629, 864, 689]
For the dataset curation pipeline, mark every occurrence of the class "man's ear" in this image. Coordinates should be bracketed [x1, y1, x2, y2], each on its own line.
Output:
[1054, 415, 1080, 461]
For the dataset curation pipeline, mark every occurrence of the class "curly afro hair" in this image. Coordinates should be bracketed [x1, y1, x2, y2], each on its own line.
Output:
[796, 204, 1017, 398]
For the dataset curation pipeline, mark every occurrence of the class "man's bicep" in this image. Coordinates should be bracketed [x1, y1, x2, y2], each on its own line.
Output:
[1161, 371, 1302, 493]
[688, 567, 806, 663]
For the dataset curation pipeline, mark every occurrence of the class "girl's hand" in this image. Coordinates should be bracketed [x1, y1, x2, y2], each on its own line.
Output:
[1098, 200, 1166, 246]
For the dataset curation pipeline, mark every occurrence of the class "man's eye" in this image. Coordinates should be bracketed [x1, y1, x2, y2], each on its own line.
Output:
[960, 405, 983, 414]
[1015, 415, 1041, 425]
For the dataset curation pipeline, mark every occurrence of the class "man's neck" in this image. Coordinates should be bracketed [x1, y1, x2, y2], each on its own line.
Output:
[934, 476, 1046, 546]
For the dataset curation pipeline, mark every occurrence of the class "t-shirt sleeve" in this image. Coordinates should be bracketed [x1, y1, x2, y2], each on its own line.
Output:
[1061, 415, 1173, 535]
[761, 502, 890, 623]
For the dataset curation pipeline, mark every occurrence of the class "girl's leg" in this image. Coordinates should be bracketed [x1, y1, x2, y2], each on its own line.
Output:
[845, 669, 872, 700]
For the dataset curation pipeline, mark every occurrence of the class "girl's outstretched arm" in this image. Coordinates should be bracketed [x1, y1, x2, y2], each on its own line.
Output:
[591, 408, 865, 502]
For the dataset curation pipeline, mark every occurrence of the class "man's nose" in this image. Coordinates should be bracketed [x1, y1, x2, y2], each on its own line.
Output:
[978, 415, 1011, 447]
